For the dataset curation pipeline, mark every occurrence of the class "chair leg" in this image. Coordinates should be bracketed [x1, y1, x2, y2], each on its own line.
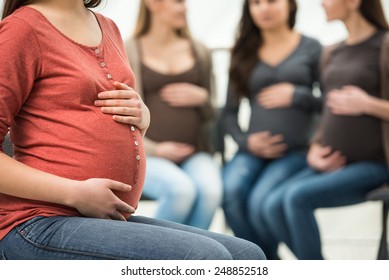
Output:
[377, 202, 389, 260]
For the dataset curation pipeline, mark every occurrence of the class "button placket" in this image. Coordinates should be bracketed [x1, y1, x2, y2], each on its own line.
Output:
[94, 47, 113, 81]
[130, 126, 141, 184]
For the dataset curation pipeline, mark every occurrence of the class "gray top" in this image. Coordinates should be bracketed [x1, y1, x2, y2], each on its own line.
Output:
[321, 30, 386, 162]
[223, 35, 323, 151]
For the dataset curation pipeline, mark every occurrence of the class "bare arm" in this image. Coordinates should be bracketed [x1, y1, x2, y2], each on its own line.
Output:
[0, 153, 77, 206]
[0, 153, 134, 220]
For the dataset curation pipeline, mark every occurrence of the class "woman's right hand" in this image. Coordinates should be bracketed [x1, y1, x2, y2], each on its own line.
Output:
[71, 178, 135, 221]
[307, 143, 346, 172]
[95, 82, 150, 137]
[247, 131, 288, 158]
[154, 141, 195, 163]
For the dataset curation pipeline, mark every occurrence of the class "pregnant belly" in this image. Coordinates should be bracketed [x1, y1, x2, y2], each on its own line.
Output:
[147, 108, 201, 146]
[249, 108, 313, 150]
[13, 110, 146, 208]
[321, 114, 384, 162]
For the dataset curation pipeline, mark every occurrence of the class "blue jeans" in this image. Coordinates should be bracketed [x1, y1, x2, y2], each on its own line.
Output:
[142, 152, 222, 229]
[262, 161, 389, 259]
[222, 151, 307, 259]
[0, 215, 265, 260]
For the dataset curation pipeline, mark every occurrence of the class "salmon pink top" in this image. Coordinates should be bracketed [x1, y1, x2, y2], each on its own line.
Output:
[0, 6, 146, 239]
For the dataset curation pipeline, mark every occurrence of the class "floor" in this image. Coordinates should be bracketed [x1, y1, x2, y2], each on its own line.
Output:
[136, 200, 384, 260]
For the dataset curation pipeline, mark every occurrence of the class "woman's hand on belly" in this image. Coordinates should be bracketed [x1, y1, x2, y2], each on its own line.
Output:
[95, 82, 150, 136]
[160, 83, 208, 108]
[307, 143, 347, 172]
[257, 83, 294, 109]
[326, 86, 370, 117]
[69, 178, 135, 221]
[247, 131, 288, 159]
[154, 141, 195, 163]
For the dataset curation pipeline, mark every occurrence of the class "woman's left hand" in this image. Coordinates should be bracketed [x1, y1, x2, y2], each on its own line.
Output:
[160, 83, 208, 107]
[95, 82, 150, 136]
[326, 86, 371, 116]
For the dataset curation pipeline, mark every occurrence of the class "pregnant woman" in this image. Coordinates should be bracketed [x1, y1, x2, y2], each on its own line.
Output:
[222, 0, 322, 259]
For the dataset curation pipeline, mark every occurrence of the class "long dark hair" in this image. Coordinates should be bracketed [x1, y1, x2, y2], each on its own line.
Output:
[2, 0, 103, 20]
[360, 0, 389, 31]
[229, 0, 297, 97]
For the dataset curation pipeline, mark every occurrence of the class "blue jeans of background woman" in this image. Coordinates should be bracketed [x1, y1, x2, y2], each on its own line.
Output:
[262, 161, 389, 259]
[0, 215, 265, 260]
[222, 151, 307, 259]
[142, 152, 222, 230]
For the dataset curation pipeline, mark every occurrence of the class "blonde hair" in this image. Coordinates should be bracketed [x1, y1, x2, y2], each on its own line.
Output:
[133, 0, 191, 38]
